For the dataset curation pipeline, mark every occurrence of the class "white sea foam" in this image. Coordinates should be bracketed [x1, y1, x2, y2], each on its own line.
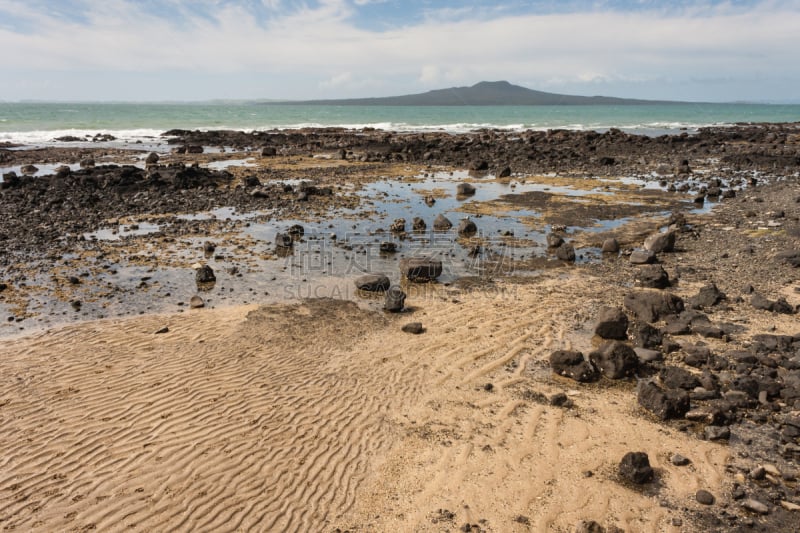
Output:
[0, 128, 167, 145]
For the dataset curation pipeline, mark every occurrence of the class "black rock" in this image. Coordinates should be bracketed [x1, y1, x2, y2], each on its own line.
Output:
[400, 257, 443, 282]
[355, 274, 391, 292]
[689, 282, 726, 309]
[402, 322, 425, 334]
[457, 218, 477, 237]
[549, 350, 598, 383]
[433, 214, 453, 231]
[384, 285, 406, 312]
[635, 265, 670, 289]
[618, 451, 654, 484]
[275, 232, 293, 248]
[589, 341, 639, 379]
[660, 366, 701, 390]
[546, 233, 564, 248]
[644, 230, 676, 253]
[696, 490, 715, 505]
[624, 290, 684, 323]
[556, 243, 576, 262]
[195, 265, 216, 284]
[638, 381, 690, 419]
[456, 183, 476, 196]
[594, 307, 629, 340]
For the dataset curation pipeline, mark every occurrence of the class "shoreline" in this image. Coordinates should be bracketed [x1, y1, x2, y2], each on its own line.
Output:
[1, 124, 799, 531]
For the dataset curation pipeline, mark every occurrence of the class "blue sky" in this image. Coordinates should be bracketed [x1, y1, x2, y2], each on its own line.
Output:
[1, 0, 798, 102]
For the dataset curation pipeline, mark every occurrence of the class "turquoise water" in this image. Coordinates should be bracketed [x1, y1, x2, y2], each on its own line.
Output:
[1, 102, 800, 143]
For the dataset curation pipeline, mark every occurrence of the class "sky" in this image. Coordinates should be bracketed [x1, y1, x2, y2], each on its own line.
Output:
[0, 0, 799, 103]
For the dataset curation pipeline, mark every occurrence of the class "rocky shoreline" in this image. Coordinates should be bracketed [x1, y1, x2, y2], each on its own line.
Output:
[1, 124, 799, 531]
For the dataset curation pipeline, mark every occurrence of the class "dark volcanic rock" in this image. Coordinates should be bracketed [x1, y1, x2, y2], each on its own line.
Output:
[644, 230, 676, 253]
[618, 452, 654, 484]
[556, 243, 576, 262]
[456, 183, 476, 196]
[433, 214, 453, 231]
[546, 233, 565, 248]
[689, 282, 726, 309]
[401, 322, 425, 334]
[594, 306, 629, 340]
[589, 341, 639, 379]
[624, 290, 684, 323]
[384, 285, 406, 312]
[549, 350, 598, 383]
[355, 274, 391, 292]
[195, 265, 216, 284]
[660, 366, 701, 390]
[635, 265, 670, 289]
[400, 257, 443, 282]
[457, 218, 477, 237]
[638, 381, 690, 419]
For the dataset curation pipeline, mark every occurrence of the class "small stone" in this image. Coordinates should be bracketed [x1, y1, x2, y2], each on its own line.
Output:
[671, 454, 691, 466]
[68, 276, 81, 285]
[155, 326, 169, 334]
[189, 296, 205, 309]
[629, 249, 657, 265]
[401, 322, 425, 334]
[618, 451, 654, 484]
[574, 520, 605, 533]
[763, 464, 780, 477]
[384, 285, 406, 313]
[749, 466, 766, 480]
[704, 426, 730, 441]
[696, 490, 715, 505]
[741, 498, 769, 515]
[456, 182, 476, 196]
[601, 238, 620, 253]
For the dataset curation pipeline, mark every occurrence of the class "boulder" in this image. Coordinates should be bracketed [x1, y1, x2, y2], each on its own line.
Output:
[355, 274, 391, 292]
[689, 283, 726, 309]
[556, 243, 576, 262]
[589, 341, 639, 379]
[389, 218, 406, 233]
[601, 238, 619, 253]
[638, 381, 690, 419]
[400, 257, 443, 282]
[634, 265, 670, 289]
[644, 230, 676, 253]
[629, 249, 656, 265]
[660, 366, 701, 390]
[456, 183, 476, 196]
[546, 233, 565, 248]
[458, 219, 477, 237]
[384, 285, 406, 312]
[594, 307, 629, 340]
[195, 265, 216, 284]
[618, 452, 654, 484]
[145, 152, 159, 165]
[433, 214, 453, 231]
[549, 350, 598, 383]
[275, 233, 293, 248]
[624, 290, 684, 323]
[261, 146, 277, 157]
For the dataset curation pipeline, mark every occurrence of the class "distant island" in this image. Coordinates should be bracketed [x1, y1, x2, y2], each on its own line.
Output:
[270, 81, 681, 106]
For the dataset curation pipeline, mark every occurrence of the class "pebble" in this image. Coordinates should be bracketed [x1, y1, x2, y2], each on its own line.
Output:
[155, 326, 169, 334]
[749, 466, 766, 480]
[671, 454, 691, 466]
[780, 500, 800, 511]
[696, 490, 715, 505]
[741, 498, 769, 515]
[401, 322, 424, 334]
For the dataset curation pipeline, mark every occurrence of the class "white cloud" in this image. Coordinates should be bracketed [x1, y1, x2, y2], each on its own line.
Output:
[0, 0, 798, 100]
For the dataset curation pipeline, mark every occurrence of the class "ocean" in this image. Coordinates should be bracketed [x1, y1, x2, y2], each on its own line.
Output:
[1, 102, 800, 144]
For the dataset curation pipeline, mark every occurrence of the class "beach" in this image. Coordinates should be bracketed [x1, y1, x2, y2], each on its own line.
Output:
[1, 124, 799, 532]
